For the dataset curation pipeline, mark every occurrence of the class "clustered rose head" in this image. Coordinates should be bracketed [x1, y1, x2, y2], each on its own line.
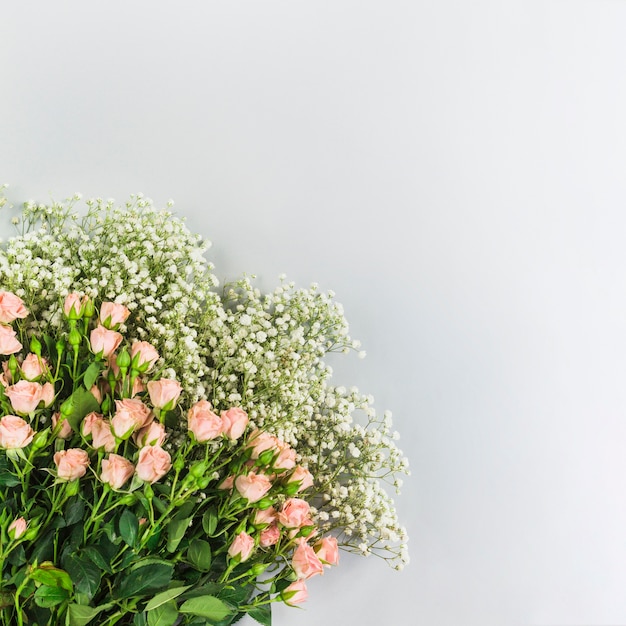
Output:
[187, 401, 249, 442]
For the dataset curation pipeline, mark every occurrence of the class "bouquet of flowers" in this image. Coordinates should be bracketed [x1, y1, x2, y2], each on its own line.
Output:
[0, 186, 409, 626]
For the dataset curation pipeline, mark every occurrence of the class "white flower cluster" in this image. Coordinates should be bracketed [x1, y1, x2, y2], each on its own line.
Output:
[0, 189, 409, 568]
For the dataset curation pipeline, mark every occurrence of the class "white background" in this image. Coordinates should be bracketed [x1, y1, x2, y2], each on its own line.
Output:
[2, 1, 626, 624]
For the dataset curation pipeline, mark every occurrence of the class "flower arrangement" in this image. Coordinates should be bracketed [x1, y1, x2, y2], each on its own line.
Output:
[0, 186, 409, 625]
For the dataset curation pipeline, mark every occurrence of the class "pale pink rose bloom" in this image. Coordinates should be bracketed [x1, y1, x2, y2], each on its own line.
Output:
[1, 361, 11, 383]
[8, 516, 27, 539]
[220, 407, 249, 440]
[135, 445, 171, 483]
[235, 471, 273, 503]
[0, 291, 28, 323]
[228, 531, 254, 562]
[90, 325, 123, 357]
[99, 302, 130, 328]
[52, 412, 73, 439]
[0, 373, 9, 389]
[314, 536, 339, 566]
[246, 430, 280, 459]
[274, 442, 296, 471]
[0, 415, 35, 449]
[20, 354, 47, 380]
[188, 400, 223, 442]
[6, 380, 43, 414]
[0, 325, 22, 355]
[54, 448, 90, 480]
[81, 411, 102, 437]
[41, 382, 55, 407]
[63, 293, 85, 318]
[131, 341, 159, 372]
[292, 538, 324, 579]
[130, 376, 145, 398]
[259, 524, 280, 548]
[254, 507, 277, 526]
[133, 421, 166, 447]
[91, 418, 116, 452]
[278, 498, 311, 528]
[290, 466, 314, 492]
[218, 475, 234, 490]
[112, 399, 153, 438]
[282, 579, 308, 605]
[147, 379, 182, 409]
[89, 384, 103, 404]
[101, 454, 135, 489]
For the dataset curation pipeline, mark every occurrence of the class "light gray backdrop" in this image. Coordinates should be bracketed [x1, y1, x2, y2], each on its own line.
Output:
[2, 1, 626, 625]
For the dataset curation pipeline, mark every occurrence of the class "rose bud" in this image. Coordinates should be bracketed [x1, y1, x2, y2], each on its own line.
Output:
[99, 302, 130, 329]
[63, 293, 87, 319]
[281, 579, 308, 605]
[289, 466, 314, 492]
[246, 430, 280, 460]
[278, 498, 311, 529]
[41, 382, 55, 407]
[0, 325, 22, 355]
[52, 412, 73, 439]
[8, 516, 27, 540]
[147, 379, 182, 410]
[254, 507, 277, 526]
[112, 399, 153, 438]
[235, 471, 273, 503]
[133, 421, 166, 447]
[274, 442, 296, 471]
[259, 523, 280, 548]
[0, 415, 35, 449]
[101, 454, 135, 489]
[81, 411, 102, 437]
[135, 445, 171, 483]
[218, 475, 235, 490]
[90, 325, 123, 358]
[314, 536, 339, 566]
[227, 531, 255, 562]
[20, 353, 47, 381]
[54, 449, 90, 481]
[91, 418, 117, 452]
[220, 407, 249, 440]
[292, 538, 324, 579]
[0, 291, 28, 323]
[130, 341, 159, 372]
[6, 380, 43, 414]
[188, 400, 223, 442]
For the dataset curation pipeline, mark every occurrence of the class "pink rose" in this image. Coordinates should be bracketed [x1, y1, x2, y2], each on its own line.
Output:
[188, 400, 223, 442]
[99, 302, 130, 328]
[147, 379, 182, 410]
[8, 516, 27, 539]
[0, 415, 35, 449]
[90, 325, 122, 357]
[41, 382, 55, 407]
[278, 498, 311, 529]
[101, 454, 135, 489]
[133, 421, 166, 447]
[282, 579, 308, 605]
[6, 380, 43, 414]
[314, 536, 339, 566]
[292, 538, 324, 579]
[91, 418, 116, 452]
[259, 524, 280, 548]
[20, 354, 47, 380]
[220, 407, 249, 440]
[131, 341, 159, 372]
[289, 466, 314, 492]
[89, 384, 103, 404]
[218, 475, 235, 490]
[0, 325, 22, 355]
[81, 411, 102, 437]
[64, 293, 86, 318]
[54, 448, 90, 480]
[135, 445, 171, 483]
[52, 412, 73, 439]
[254, 507, 277, 526]
[112, 399, 153, 438]
[274, 442, 296, 471]
[228, 531, 254, 562]
[247, 430, 280, 460]
[0, 291, 28, 323]
[235, 471, 273, 503]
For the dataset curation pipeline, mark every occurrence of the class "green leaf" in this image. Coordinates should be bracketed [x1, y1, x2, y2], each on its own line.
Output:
[147, 602, 179, 626]
[116, 560, 174, 599]
[166, 514, 193, 553]
[119, 508, 139, 547]
[67, 602, 114, 626]
[202, 508, 218, 536]
[61, 388, 101, 432]
[83, 546, 114, 575]
[65, 496, 86, 526]
[144, 585, 191, 611]
[82, 361, 102, 391]
[34, 584, 70, 608]
[179, 596, 233, 621]
[134, 613, 148, 626]
[64, 554, 101, 600]
[248, 605, 271, 626]
[187, 539, 212, 572]
[29, 562, 73, 592]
